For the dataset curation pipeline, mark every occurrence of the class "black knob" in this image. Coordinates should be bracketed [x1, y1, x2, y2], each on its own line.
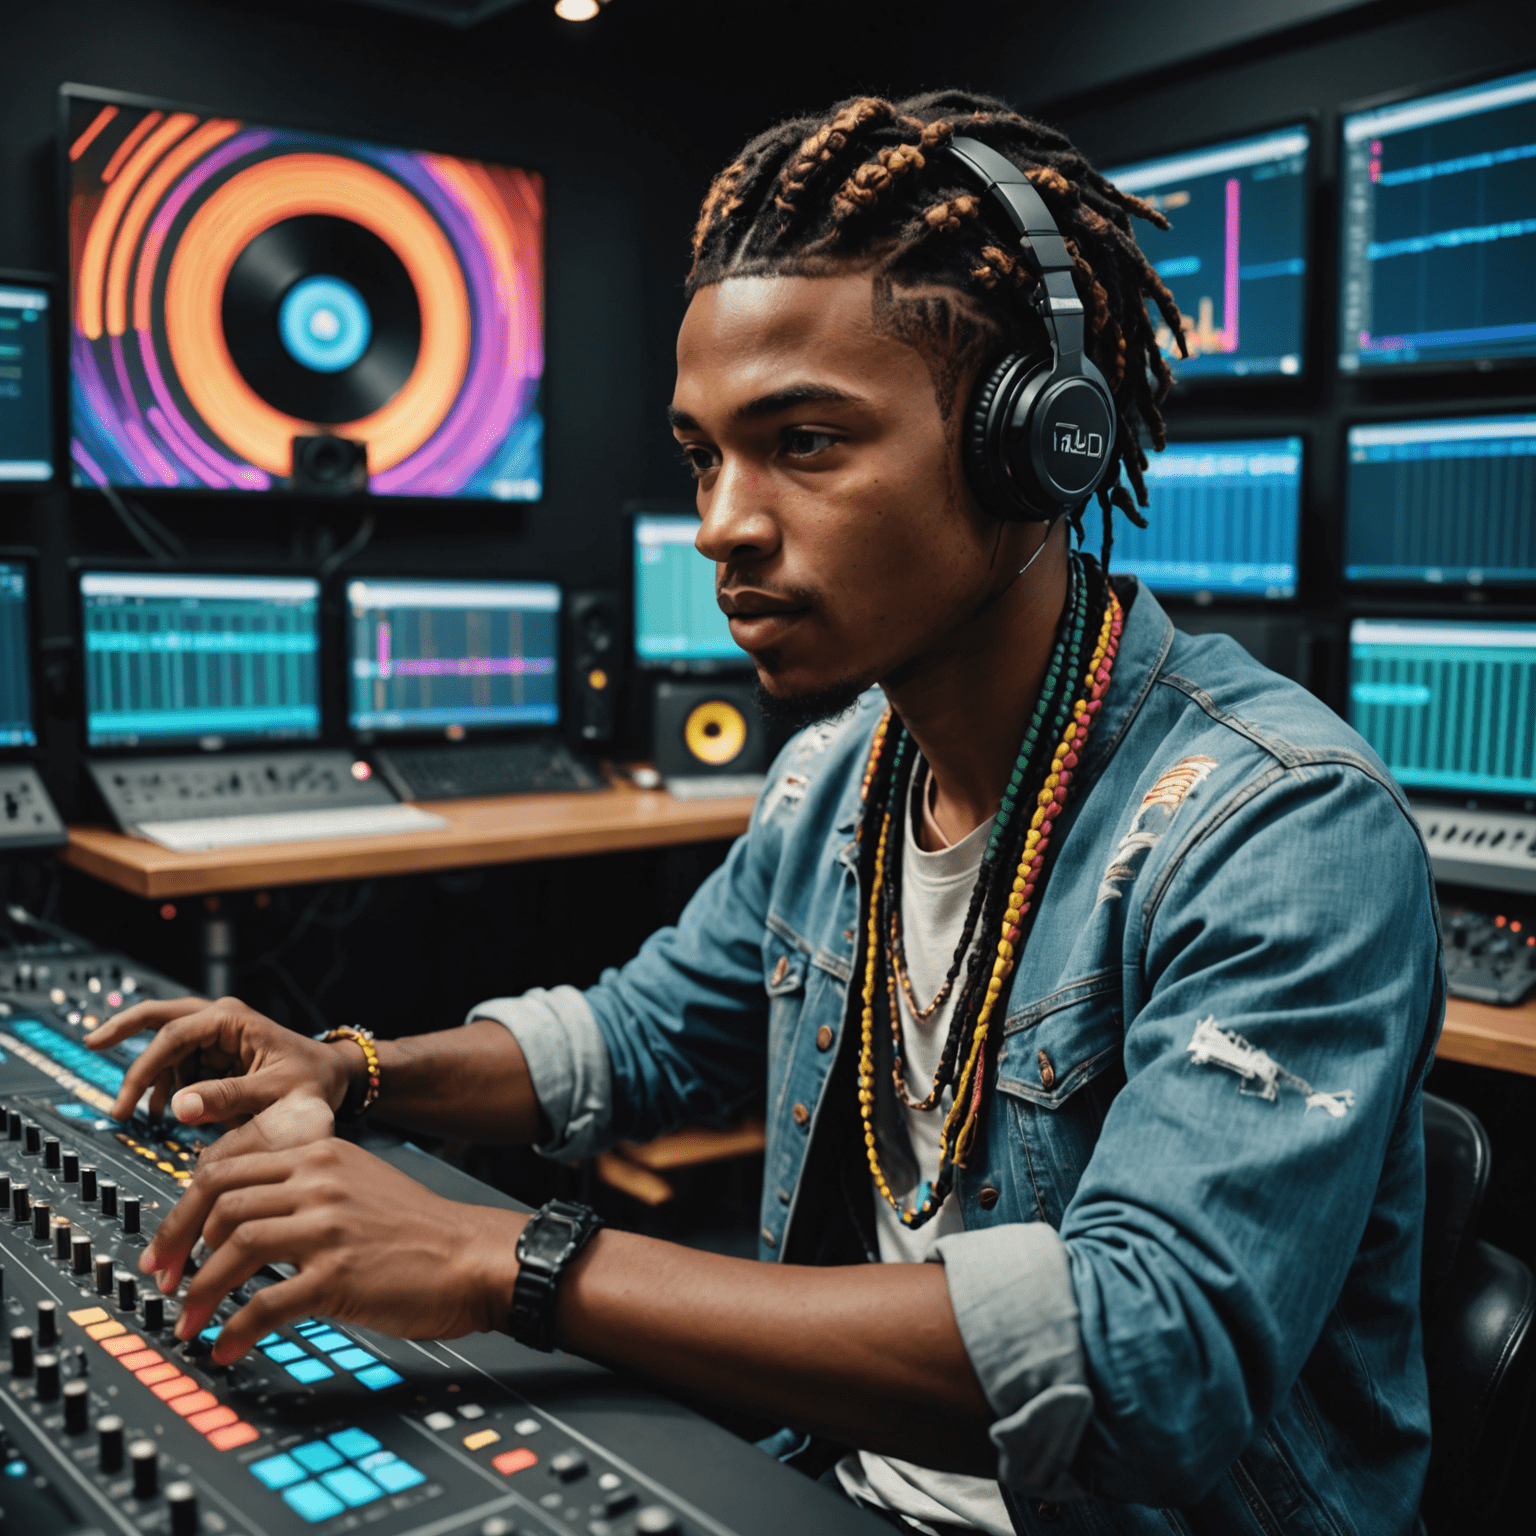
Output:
[143, 1294, 165, 1332]
[63, 1150, 79, 1182]
[54, 1216, 72, 1260]
[10, 1325, 34, 1377]
[23, 1122, 40, 1154]
[100, 1180, 118, 1218]
[130, 1438, 158, 1499]
[117, 1272, 138, 1312]
[122, 1195, 140, 1235]
[0, 1174, 8, 1207]
[36, 1300, 57, 1347]
[5, 1109, 20, 1140]
[167, 1480, 198, 1536]
[98, 1414, 124, 1473]
[35, 1351, 59, 1400]
[95, 1254, 114, 1296]
[43, 1136, 60, 1169]
[80, 1166, 98, 1202]
[32, 1199, 51, 1241]
[12, 1182, 29, 1223]
[72, 1233, 93, 1275]
[63, 1379, 90, 1434]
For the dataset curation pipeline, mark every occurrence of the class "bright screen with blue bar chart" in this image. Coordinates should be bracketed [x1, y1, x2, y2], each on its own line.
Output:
[1104, 126, 1309, 379]
[1340, 67, 1536, 370]
[1109, 437, 1301, 598]
[634, 513, 749, 665]
[81, 571, 320, 749]
[1346, 415, 1536, 584]
[0, 561, 36, 747]
[0, 281, 53, 483]
[1349, 619, 1536, 797]
[346, 578, 560, 735]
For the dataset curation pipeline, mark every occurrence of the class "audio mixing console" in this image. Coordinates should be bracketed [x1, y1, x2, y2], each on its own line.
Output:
[0, 925, 880, 1536]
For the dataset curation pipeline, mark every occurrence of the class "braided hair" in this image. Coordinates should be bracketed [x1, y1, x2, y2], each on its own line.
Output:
[685, 90, 1187, 563]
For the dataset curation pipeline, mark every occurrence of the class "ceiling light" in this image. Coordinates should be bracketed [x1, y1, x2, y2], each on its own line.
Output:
[554, 0, 601, 18]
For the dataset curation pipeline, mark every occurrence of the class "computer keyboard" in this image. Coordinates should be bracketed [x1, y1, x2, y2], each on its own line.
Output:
[136, 803, 449, 852]
[373, 740, 605, 802]
[664, 773, 768, 800]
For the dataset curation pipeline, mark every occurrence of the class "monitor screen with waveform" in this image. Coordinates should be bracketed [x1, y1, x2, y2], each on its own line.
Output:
[1350, 619, 1536, 798]
[346, 578, 560, 737]
[1109, 437, 1302, 599]
[0, 561, 36, 748]
[64, 85, 544, 501]
[1103, 125, 1310, 380]
[1346, 415, 1536, 585]
[633, 513, 749, 667]
[0, 280, 53, 484]
[1340, 67, 1536, 371]
[81, 571, 321, 749]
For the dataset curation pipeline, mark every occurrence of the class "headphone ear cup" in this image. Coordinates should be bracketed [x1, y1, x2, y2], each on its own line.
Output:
[963, 350, 1051, 521]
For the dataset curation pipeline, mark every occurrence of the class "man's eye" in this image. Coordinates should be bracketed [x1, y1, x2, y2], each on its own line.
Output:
[783, 429, 841, 460]
[677, 444, 717, 478]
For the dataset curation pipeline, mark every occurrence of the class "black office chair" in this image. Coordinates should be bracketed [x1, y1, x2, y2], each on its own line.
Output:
[1419, 1092, 1536, 1530]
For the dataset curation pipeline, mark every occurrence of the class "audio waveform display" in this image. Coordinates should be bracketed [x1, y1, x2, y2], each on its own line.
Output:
[1346, 415, 1536, 584]
[0, 561, 35, 748]
[1341, 67, 1536, 370]
[81, 572, 321, 748]
[1350, 619, 1536, 796]
[0, 282, 53, 483]
[65, 87, 544, 500]
[347, 578, 560, 735]
[1110, 438, 1301, 598]
[1104, 126, 1310, 379]
[633, 513, 748, 666]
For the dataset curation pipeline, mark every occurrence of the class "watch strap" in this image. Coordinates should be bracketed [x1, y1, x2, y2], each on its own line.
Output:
[508, 1198, 604, 1352]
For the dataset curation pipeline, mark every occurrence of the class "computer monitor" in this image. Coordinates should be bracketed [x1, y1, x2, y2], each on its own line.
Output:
[0, 559, 36, 748]
[0, 277, 53, 485]
[1103, 124, 1310, 380]
[1340, 66, 1536, 372]
[633, 512, 749, 668]
[1109, 437, 1302, 599]
[346, 578, 561, 738]
[1345, 415, 1536, 586]
[80, 571, 321, 750]
[1349, 619, 1536, 798]
[63, 84, 544, 500]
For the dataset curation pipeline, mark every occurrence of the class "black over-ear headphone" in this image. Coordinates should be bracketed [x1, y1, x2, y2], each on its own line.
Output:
[946, 137, 1118, 522]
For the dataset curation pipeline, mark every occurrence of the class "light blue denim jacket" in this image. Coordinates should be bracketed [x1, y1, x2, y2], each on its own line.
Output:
[472, 580, 1443, 1536]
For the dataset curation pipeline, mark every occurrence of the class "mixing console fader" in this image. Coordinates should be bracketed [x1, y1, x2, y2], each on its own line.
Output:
[0, 927, 879, 1536]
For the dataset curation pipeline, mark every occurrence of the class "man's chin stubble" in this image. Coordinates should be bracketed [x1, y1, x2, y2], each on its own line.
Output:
[751, 674, 869, 734]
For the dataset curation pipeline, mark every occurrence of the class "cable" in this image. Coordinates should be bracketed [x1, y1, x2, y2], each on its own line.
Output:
[98, 484, 186, 562]
[319, 511, 376, 580]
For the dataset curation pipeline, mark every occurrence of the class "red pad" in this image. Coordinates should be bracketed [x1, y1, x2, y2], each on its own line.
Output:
[492, 1448, 538, 1476]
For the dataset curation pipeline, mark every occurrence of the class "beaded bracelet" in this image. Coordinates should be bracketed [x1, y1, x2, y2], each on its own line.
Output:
[321, 1025, 381, 1118]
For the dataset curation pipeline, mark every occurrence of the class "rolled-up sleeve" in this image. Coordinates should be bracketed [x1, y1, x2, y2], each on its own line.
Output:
[933, 1223, 1094, 1500]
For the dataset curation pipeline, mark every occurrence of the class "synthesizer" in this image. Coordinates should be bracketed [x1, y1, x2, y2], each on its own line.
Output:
[0, 931, 881, 1536]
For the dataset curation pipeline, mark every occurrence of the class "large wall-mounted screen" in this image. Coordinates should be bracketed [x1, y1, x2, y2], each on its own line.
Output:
[1340, 67, 1536, 372]
[0, 280, 53, 484]
[64, 86, 544, 500]
[1103, 125, 1310, 380]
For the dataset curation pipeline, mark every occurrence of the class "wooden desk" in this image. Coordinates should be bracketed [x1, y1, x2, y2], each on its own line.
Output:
[1437, 996, 1536, 1078]
[61, 777, 757, 899]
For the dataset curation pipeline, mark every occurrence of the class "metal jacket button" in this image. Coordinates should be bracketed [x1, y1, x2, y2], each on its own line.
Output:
[791, 1102, 810, 1126]
[772, 956, 790, 986]
[1037, 1049, 1056, 1090]
[816, 1025, 834, 1051]
[978, 1187, 1000, 1209]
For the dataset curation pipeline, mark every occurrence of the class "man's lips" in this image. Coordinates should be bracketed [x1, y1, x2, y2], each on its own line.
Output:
[717, 590, 810, 647]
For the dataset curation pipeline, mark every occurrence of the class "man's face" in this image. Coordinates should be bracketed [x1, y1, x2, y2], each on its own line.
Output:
[670, 268, 1012, 710]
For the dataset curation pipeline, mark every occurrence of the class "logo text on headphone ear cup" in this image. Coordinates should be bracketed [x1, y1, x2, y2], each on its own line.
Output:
[1028, 375, 1116, 502]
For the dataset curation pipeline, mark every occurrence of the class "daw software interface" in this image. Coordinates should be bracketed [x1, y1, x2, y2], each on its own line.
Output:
[81, 572, 322, 750]
[1346, 415, 1536, 585]
[346, 578, 561, 736]
[633, 512, 749, 666]
[1104, 126, 1311, 379]
[1340, 66, 1536, 370]
[1109, 437, 1302, 599]
[1350, 619, 1536, 798]
[0, 560, 35, 747]
[0, 279, 52, 483]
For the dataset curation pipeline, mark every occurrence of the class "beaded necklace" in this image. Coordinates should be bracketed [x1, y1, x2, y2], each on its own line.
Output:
[856, 554, 1124, 1228]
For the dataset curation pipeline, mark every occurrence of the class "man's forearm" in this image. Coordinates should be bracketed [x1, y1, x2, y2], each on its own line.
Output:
[369, 1019, 542, 1143]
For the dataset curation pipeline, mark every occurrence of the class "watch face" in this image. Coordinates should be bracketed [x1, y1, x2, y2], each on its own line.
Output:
[524, 1215, 577, 1268]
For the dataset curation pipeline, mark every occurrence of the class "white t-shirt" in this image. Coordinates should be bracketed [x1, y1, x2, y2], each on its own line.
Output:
[835, 770, 1013, 1536]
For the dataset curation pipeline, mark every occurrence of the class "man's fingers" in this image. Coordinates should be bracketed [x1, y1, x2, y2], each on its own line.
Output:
[170, 1072, 284, 1127]
[188, 1096, 333, 1177]
[176, 1217, 298, 1344]
[201, 1184, 298, 1253]
[211, 1273, 327, 1365]
[105, 1009, 232, 1121]
[83, 996, 208, 1048]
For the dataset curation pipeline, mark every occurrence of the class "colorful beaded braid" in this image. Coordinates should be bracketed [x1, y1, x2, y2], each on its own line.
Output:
[856, 567, 1124, 1227]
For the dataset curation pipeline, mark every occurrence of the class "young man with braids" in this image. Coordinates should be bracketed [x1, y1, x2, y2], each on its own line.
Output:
[89, 92, 1440, 1536]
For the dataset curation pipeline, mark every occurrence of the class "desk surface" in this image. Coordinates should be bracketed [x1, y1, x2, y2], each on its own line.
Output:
[61, 776, 758, 899]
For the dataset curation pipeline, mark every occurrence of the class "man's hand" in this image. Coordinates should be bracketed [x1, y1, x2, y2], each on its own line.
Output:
[144, 1139, 523, 1365]
[84, 995, 358, 1127]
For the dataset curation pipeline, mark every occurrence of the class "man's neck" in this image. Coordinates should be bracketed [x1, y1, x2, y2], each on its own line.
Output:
[882, 522, 1069, 850]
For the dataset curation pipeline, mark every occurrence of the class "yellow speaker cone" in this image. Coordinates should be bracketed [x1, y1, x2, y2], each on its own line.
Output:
[684, 699, 748, 766]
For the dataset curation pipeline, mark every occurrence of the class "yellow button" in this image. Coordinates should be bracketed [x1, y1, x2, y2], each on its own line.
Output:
[68, 1307, 109, 1327]
[463, 1428, 502, 1452]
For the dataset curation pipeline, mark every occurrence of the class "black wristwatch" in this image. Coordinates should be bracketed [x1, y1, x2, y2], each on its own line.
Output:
[508, 1199, 604, 1352]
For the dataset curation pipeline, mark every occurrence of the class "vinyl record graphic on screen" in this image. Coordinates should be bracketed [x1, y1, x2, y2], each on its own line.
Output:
[64, 86, 544, 500]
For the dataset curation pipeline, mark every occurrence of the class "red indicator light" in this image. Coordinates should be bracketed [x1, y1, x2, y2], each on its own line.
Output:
[159, 903, 177, 921]
[493, 1447, 538, 1476]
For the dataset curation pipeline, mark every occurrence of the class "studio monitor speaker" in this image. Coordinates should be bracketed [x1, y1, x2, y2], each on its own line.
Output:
[567, 590, 624, 749]
[652, 679, 767, 778]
